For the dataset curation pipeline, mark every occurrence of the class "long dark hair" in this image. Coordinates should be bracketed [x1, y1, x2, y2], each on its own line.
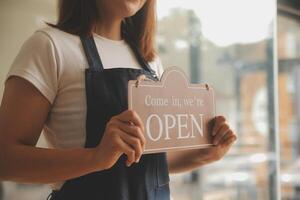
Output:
[50, 0, 157, 62]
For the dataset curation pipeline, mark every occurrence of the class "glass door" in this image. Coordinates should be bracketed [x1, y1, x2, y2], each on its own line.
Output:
[156, 0, 280, 199]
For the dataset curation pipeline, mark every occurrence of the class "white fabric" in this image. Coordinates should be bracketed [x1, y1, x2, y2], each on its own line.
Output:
[5, 26, 164, 189]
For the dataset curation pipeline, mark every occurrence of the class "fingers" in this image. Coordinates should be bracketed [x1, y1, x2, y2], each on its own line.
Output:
[118, 130, 143, 163]
[115, 110, 144, 132]
[108, 110, 146, 167]
[219, 131, 237, 147]
[226, 135, 237, 146]
[110, 119, 146, 163]
[116, 121, 146, 149]
[213, 123, 230, 145]
[211, 116, 237, 146]
[116, 136, 136, 167]
[212, 116, 226, 136]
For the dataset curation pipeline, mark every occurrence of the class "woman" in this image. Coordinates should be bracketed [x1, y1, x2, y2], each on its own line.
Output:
[0, 0, 237, 199]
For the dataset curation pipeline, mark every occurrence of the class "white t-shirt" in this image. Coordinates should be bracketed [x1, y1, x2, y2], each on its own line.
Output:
[5, 27, 164, 189]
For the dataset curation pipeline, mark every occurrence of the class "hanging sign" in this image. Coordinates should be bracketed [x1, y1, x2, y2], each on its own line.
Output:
[128, 67, 216, 154]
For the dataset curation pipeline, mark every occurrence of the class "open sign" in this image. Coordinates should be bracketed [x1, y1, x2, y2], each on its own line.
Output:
[128, 67, 216, 154]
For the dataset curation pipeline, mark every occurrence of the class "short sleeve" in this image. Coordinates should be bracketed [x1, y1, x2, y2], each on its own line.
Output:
[5, 31, 59, 104]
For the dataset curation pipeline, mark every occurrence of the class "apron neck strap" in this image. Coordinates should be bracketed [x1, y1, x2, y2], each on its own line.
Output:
[81, 36, 104, 71]
[80, 34, 158, 78]
[123, 34, 158, 78]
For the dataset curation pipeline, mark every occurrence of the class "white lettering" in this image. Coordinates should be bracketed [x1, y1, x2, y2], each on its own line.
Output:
[177, 114, 190, 139]
[146, 114, 163, 141]
[164, 114, 176, 140]
[145, 95, 168, 107]
[190, 114, 204, 137]
[145, 113, 205, 141]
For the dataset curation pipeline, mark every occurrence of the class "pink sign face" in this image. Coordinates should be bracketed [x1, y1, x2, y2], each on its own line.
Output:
[128, 67, 216, 154]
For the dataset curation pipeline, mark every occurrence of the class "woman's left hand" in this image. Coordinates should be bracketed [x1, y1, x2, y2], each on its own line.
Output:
[167, 116, 237, 173]
[198, 116, 237, 162]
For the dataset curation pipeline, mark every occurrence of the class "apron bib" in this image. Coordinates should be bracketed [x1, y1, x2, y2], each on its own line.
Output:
[48, 34, 170, 200]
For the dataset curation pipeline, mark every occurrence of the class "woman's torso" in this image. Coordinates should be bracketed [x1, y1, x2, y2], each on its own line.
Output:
[5, 27, 164, 189]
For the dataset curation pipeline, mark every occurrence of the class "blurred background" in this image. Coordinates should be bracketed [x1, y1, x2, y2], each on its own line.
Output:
[0, 0, 300, 199]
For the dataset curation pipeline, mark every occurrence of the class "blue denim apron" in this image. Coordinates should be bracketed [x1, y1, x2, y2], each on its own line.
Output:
[48, 34, 170, 200]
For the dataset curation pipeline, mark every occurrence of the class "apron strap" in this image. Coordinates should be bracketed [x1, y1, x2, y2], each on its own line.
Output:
[81, 36, 104, 71]
[80, 34, 158, 78]
[124, 34, 158, 78]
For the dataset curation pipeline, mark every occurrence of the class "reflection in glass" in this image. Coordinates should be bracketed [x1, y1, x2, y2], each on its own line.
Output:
[278, 12, 300, 199]
[156, 0, 278, 199]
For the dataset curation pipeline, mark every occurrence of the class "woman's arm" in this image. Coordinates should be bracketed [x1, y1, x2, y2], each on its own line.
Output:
[0, 77, 146, 184]
[167, 116, 237, 174]
[0, 77, 101, 184]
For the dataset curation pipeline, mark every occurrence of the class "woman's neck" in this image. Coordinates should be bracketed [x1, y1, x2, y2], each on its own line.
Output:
[95, 17, 123, 41]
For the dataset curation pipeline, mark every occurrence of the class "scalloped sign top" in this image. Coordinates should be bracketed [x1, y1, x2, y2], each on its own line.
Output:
[128, 67, 216, 154]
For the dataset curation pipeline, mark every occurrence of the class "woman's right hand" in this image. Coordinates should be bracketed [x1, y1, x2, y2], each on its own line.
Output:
[0, 77, 145, 183]
[92, 110, 146, 170]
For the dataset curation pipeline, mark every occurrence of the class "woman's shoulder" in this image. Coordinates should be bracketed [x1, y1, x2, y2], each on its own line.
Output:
[26, 26, 85, 68]
[33, 26, 80, 48]
[20, 26, 81, 58]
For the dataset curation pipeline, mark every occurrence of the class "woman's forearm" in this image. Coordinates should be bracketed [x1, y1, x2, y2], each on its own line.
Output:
[0, 143, 102, 184]
[167, 149, 215, 174]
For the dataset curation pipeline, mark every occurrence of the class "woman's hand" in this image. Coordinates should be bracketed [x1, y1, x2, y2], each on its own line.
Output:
[92, 110, 146, 170]
[167, 116, 237, 173]
[197, 116, 237, 163]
